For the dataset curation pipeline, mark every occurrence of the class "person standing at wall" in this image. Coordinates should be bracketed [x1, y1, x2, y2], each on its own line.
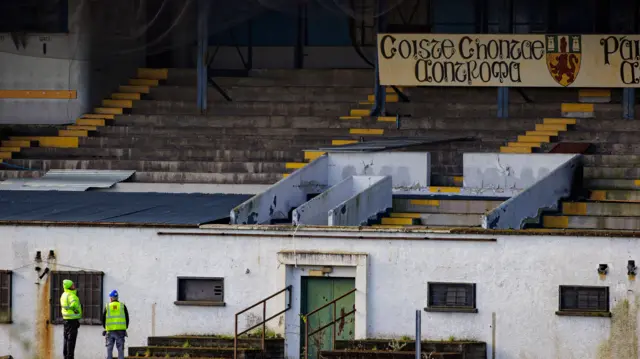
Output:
[60, 279, 82, 359]
[101, 290, 130, 359]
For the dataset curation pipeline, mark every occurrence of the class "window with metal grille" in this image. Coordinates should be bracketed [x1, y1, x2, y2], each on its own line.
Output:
[0, 270, 11, 323]
[425, 282, 477, 313]
[558, 286, 609, 315]
[175, 277, 225, 306]
[50, 271, 104, 325]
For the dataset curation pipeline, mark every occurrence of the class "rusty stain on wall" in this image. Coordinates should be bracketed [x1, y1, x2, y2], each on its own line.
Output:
[36, 275, 53, 359]
[597, 298, 639, 359]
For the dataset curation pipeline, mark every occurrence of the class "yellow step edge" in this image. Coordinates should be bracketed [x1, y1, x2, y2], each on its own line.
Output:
[2, 140, 33, 148]
[339, 116, 363, 120]
[10, 136, 78, 148]
[367, 94, 399, 102]
[562, 202, 588, 215]
[349, 128, 384, 135]
[112, 92, 141, 100]
[350, 109, 370, 117]
[579, 89, 611, 98]
[95, 107, 123, 115]
[0, 147, 20, 152]
[517, 135, 551, 143]
[526, 130, 558, 137]
[282, 173, 290, 178]
[535, 123, 567, 131]
[543, 118, 577, 125]
[129, 79, 159, 86]
[453, 176, 464, 185]
[304, 151, 326, 161]
[59, 129, 90, 137]
[409, 199, 440, 206]
[332, 139, 358, 146]
[381, 217, 415, 225]
[377, 116, 396, 122]
[67, 125, 97, 131]
[561, 103, 594, 113]
[82, 113, 116, 119]
[285, 162, 306, 169]
[508, 142, 541, 148]
[102, 99, 133, 108]
[371, 225, 405, 228]
[427, 186, 462, 193]
[0, 152, 12, 159]
[77, 118, 107, 126]
[119, 85, 150, 94]
[542, 216, 569, 228]
[359, 101, 374, 105]
[500, 146, 532, 153]
[390, 213, 422, 218]
[137, 68, 169, 80]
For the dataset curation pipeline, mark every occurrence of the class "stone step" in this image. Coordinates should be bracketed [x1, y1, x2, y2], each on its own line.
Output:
[590, 144, 640, 155]
[17, 147, 304, 162]
[588, 189, 640, 201]
[130, 100, 354, 116]
[584, 167, 640, 179]
[392, 198, 503, 214]
[543, 215, 640, 230]
[584, 178, 640, 190]
[431, 175, 464, 187]
[559, 131, 640, 144]
[390, 212, 482, 227]
[583, 155, 640, 166]
[128, 346, 259, 358]
[0, 169, 282, 184]
[170, 69, 376, 87]
[78, 136, 334, 149]
[7, 159, 287, 174]
[561, 201, 640, 216]
[147, 337, 282, 350]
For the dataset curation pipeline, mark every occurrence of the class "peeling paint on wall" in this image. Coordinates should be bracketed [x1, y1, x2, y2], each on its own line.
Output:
[36, 275, 53, 359]
[597, 298, 639, 359]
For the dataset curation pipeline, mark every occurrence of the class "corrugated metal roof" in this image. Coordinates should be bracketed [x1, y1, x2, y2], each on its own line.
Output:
[0, 191, 251, 226]
[0, 170, 135, 191]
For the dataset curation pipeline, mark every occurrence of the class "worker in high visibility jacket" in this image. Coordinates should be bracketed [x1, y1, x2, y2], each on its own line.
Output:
[101, 290, 130, 359]
[60, 279, 82, 359]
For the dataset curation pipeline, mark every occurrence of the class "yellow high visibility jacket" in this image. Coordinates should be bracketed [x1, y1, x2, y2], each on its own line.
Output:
[60, 289, 82, 320]
[105, 301, 127, 332]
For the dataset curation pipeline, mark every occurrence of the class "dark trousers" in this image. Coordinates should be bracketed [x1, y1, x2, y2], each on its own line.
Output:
[63, 319, 80, 359]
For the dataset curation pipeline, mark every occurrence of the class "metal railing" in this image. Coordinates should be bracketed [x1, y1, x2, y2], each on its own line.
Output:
[233, 285, 292, 359]
[303, 288, 357, 359]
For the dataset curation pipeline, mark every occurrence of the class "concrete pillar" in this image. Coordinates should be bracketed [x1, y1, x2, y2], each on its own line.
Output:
[196, 0, 209, 114]
[497, 87, 509, 118]
[623, 88, 635, 120]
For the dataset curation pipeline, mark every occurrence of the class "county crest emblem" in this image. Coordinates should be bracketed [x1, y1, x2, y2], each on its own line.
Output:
[546, 35, 582, 87]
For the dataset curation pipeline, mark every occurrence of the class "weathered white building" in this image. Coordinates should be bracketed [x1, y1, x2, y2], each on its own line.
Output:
[1, 224, 638, 359]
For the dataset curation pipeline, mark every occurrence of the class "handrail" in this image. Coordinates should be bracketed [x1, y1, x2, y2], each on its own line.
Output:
[234, 285, 292, 359]
[303, 288, 357, 359]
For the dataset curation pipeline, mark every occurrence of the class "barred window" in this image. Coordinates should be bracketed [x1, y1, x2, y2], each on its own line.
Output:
[50, 271, 103, 325]
[425, 282, 477, 313]
[558, 286, 610, 315]
[175, 277, 225, 306]
[0, 270, 11, 323]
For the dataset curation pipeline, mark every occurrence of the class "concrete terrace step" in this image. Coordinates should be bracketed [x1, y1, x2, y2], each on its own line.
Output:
[584, 155, 640, 166]
[390, 213, 482, 227]
[588, 189, 640, 201]
[128, 346, 260, 358]
[130, 100, 356, 116]
[584, 179, 640, 190]
[561, 201, 640, 216]
[588, 143, 640, 155]
[0, 169, 282, 184]
[584, 167, 640, 179]
[7, 159, 287, 174]
[392, 198, 503, 214]
[543, 215, 640, 230]
[559, 131, 640, 144]
[17, 147, 305, 162]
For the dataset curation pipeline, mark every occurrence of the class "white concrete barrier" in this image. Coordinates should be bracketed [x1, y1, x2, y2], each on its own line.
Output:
[482, 154, 582, 229]
[292, 176, 391, 226]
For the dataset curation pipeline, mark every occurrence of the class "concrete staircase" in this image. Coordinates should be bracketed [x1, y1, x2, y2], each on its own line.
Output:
[0, 69, 572, 187]
[372, 197, 504, 228]
[330, 339, 487, 359]
[127, 336, 284, 359]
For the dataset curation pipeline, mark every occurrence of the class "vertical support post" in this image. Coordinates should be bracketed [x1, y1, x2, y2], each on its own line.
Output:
[497, 87, 509, 118]
[624, 88, 636, 120]
[197, 0, 209, 114]
[304, 319, 309, 359]
[234, 314, 238, 359]
[262, 302, 266, 354]
[415, 310, 421, 359]
[371, 0, 387, 117]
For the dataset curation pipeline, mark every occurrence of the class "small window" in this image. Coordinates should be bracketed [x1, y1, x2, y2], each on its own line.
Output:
[425, 282, 477, 313]
[50, 271, 104, 325]
[0, 270, 12, 323]
[557, 286, 610, 317]
[175, 277, 225, 306]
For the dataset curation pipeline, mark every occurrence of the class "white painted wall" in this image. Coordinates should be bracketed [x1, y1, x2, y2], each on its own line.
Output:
[1, 225, 638, 359]
[0, 0, 146, 125]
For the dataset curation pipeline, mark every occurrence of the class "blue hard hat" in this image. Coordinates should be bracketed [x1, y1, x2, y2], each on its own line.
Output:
[109, 290, 119, 298]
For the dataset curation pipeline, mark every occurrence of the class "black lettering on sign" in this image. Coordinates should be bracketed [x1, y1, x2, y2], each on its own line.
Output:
[39, 36, 51, 42]
[600, 35, 640, 84]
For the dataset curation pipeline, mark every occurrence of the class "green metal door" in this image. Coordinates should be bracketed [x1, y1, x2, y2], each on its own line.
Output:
[301, 277, 355, 359]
